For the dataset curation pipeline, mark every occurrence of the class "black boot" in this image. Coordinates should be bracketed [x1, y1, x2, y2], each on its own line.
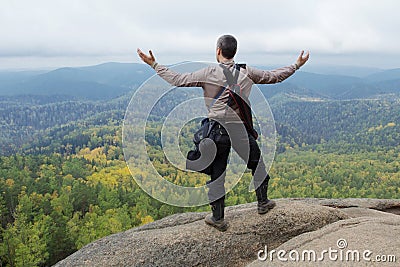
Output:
[255, 175, 276, 214]
[205, 198, 228, 232]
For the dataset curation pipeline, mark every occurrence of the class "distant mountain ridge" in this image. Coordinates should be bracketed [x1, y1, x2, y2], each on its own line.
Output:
[259, 68, 399, 100]
[0, 62, 153, 100]
[0, 62, 398, 100]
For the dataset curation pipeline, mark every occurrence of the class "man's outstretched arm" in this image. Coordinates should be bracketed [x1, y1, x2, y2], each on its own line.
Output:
[137, 48, 205, 87]
[248, 51, 310, 84]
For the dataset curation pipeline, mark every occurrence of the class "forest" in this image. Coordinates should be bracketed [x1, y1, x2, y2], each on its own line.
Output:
[0, 90, 400, 266]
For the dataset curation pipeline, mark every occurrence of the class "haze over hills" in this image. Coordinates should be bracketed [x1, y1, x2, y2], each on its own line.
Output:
[0, 62, 399, 100]
[0, 62, 154, 99]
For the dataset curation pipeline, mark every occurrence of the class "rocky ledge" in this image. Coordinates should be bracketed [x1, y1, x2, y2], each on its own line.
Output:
[54, 198, 400, 267]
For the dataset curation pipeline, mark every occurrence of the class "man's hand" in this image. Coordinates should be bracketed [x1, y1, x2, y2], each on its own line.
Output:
[137, 48, 156, 66]
[296, 50, 310, 68]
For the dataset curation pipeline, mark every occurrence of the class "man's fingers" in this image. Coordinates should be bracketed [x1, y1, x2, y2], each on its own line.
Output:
[296, 50, 310, 68]
[149, 50, 155, 61]
[137, 48, 150, 62]
[136, 48, 156, 66]
[303, 51, 310, 61]
[138, 52, 146, 60]
[299, 50, 310, 62]
[137, 48, 146, 59]
[298, 50, 304, 60]
[137, 48, 148, 57]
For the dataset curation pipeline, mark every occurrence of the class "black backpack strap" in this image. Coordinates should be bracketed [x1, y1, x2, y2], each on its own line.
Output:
[236, 63, 246, 70]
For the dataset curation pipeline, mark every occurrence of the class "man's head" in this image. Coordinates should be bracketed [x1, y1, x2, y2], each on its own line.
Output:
[216, 35, 237, 62]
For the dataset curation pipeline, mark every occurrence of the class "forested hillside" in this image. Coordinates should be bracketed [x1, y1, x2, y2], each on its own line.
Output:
[0, 64, 399, 266]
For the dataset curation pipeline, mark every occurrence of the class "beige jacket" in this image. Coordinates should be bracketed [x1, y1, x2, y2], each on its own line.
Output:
[154, 61, 297, 122]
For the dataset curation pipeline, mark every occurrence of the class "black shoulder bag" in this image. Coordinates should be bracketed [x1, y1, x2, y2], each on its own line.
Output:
[186, 83, 226, 175]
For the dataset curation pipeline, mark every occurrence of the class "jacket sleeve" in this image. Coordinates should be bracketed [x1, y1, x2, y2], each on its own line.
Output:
[247, 65, 297, 84]
[154, 64, 207, 87]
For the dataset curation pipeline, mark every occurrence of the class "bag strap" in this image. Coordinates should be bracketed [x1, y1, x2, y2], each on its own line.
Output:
[221, 64, 240, 87]
[220, 64, 258, 139]
[209, 85, 225, 109]
[209, 64, 242, 109]
[226, 89, 258, 139]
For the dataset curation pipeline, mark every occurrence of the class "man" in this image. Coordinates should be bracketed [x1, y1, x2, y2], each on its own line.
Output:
[137, 34, 309, 231]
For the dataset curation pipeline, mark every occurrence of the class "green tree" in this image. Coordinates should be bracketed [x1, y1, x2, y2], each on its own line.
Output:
[1, 191, 49, 267]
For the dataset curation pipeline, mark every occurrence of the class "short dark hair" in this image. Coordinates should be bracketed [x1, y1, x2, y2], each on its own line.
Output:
[217, 35, 237, 59]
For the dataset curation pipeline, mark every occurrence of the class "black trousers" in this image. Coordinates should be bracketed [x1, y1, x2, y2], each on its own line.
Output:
[206, 122, 270, 204]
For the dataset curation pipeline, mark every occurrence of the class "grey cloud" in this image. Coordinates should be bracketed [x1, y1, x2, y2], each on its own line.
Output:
[0, 0, 399, 69]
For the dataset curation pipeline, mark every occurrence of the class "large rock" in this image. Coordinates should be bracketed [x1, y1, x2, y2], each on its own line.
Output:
[54, 201, 348, 267]
[286, 198, 400, 215]
[248, 209, 400, 267]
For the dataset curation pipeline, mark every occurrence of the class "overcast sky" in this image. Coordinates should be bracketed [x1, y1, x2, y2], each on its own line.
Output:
[1, 0, 399, 70]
